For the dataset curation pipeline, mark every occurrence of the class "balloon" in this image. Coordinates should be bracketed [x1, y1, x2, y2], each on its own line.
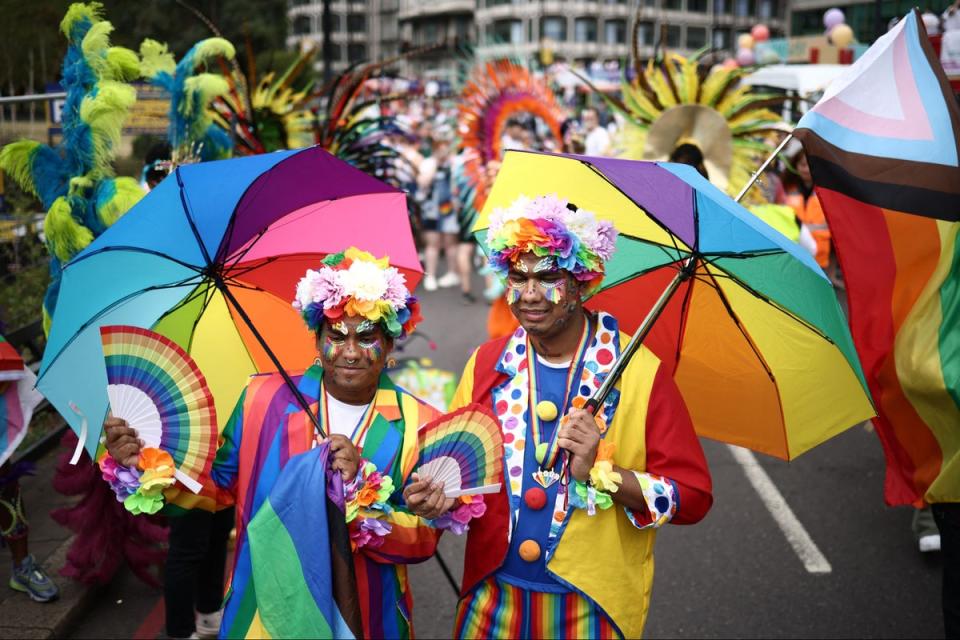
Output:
[738, 33, 755, 50]
[823, 8, 845, 29]
[722, 58, 739, 70]
[758, 48, 781, 65]
[736, 47, 756, 66]
[831, 23, 854, 48]
[751, 24, 770, 42]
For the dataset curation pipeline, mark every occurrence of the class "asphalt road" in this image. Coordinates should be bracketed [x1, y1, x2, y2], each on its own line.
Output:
[66, 275, 944, 638]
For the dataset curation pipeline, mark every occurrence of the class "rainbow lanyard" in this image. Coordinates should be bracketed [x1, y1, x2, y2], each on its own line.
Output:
[526, 315, 594, 471]
[318, 380, 377, 448]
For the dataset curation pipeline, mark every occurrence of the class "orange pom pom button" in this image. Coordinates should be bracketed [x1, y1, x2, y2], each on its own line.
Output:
[518, 539, 541, 562]
[524, 487, 547, 511]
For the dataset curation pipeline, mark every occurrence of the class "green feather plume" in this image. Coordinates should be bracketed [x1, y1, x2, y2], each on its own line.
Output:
[139, 39, 176, 79]
[0, 141, 41, 197]
[79, 81, 137, 181]
[45, 197, 94, 263]
[98, 177, 144, 228]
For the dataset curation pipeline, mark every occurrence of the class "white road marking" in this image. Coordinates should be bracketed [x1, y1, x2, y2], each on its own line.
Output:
[727, 445, 832, 574]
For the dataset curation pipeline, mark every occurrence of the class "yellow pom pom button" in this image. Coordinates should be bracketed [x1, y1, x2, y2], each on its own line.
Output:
[535, 442, 548, 465]
[518, 539, 541, 562]
[535, 400, 558, 422]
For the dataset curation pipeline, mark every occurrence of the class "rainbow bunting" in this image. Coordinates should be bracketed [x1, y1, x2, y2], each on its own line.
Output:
[795, 10, 960, 505]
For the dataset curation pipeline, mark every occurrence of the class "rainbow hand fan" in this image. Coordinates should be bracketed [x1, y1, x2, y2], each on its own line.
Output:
[100, 326, 218, 494]
[416, 404, 504, 498]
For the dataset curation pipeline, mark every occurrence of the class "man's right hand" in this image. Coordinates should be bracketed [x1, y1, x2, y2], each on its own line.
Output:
[104, 417, 142, 468]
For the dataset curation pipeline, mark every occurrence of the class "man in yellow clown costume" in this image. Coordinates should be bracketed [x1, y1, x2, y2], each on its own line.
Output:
[412, 195, 713, 638]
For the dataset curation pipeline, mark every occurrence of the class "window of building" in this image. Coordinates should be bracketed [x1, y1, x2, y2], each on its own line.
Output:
[758, 0, 774, 19]
[541, 16, 567, 41]
[713, 27, 731, 49]
[347, 43, 366, 62]
[666, 24, 681, 48]
[574, 17, 598, 42]
[289, 0, 311, 6]
[686, 26, 707, 48]
[347, 14, 366, 32]
[734, 0, 753, 17]
[636, 21, 654, 46]
[605, 19, 626, 44]
[714, 0, 731, 13]
[492, 18, 524, 44]
[328, 43, 343, 61]
[319, 13, 340, 31]
[664, 0, 682, 9]
[456, 18, 471, 39]
[292, 15, 312, 35]
[604, 0, 628, 4]
[688, 0, 707, 11]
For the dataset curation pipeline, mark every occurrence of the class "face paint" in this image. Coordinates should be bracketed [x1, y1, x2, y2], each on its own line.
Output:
[356, 319, 377, 334]
[532, 257, 555, 273]
[322, 335, 341, 361]
[358, 337, 383, 361]
[506, 283, 523, 304]
[331, 321, 349, 336]
[540, 280, 564, 304]
[516, 260, 530, 273]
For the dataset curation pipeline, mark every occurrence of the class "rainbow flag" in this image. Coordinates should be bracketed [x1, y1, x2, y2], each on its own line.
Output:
[795, 10, 960, 506]
[224, 443, 362, 638]
[0, 335, 42, 467]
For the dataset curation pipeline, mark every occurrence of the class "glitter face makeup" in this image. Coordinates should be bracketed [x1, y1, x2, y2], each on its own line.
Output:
[322, 335, 341, 361]
[331, 321, 349, 335]
[356, 319, 377, 333]
[359, 337, 383, 361]
[532, 257, 555, 273]
[517, 260, 530, 273]
[540, 279, 564, 304]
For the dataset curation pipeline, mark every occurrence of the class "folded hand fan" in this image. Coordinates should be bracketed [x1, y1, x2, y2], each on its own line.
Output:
[416, 403, 504, 498]
[100, 326, 218, 494]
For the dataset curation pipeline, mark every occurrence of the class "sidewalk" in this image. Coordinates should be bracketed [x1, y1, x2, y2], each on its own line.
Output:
[0, 447, 98, 639]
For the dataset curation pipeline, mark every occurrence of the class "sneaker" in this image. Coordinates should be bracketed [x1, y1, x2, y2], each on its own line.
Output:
[437, 272, 461, 288]
[461, 292, 477, 305]
[919, 534, 941, 553]
[195, 609, 223, 638]
[423, 274, 438, 292]
[9, 555, 59, 602]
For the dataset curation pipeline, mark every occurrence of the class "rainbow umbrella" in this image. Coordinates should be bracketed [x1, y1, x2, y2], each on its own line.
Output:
[475, 150, 875, 460]
[38, 146, 420, 458]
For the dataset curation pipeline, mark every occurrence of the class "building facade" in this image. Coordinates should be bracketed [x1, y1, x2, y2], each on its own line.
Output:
[790, 0, 950, 43]
[474, 0, 787, 66]
[397, 0, 474, 82]
[287, 0, 400, 74]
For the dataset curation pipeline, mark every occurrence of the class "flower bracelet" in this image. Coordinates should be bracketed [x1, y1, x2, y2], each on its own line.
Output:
[99, 448, 176, 515]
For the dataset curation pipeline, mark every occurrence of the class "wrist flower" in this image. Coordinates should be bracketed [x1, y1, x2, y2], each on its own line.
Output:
[99, 447, 176, 515]
[588, 441, 622, 493]
[432, 494, 486, 535]
[344, 459, 396, 549]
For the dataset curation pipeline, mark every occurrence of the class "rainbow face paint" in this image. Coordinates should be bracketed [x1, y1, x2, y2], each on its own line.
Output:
[359, 337, 383, 362]
[533, 257, 555, 273]
[322, 335, 341, 361]
[356, 319, 377, 334]
[506, 284, 523, 304]
[540, 280, 564, 304]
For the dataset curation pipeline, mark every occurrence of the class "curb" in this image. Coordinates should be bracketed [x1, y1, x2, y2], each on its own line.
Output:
[0, 536, 100, 639]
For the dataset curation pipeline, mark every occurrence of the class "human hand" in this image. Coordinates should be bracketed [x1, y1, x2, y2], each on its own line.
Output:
[104, 417, 142, 468]
[327, 435, 361, 482]
[557, 408, 601, 483]
[403, 473, 457, 520]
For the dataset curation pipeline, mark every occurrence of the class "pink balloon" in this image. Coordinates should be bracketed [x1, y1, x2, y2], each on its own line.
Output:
[823, 8, 845, 29]
[751, 24, 770, 42]
[736, 47, 756, 66]
[722, 58, 739, 69]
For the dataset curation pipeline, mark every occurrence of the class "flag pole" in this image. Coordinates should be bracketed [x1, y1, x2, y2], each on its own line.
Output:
[734, 132, 794, 203]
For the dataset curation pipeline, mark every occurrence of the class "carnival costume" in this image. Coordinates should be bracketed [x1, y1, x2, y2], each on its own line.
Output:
[451, 197, 713, 639]
[148, 249, 442, 638]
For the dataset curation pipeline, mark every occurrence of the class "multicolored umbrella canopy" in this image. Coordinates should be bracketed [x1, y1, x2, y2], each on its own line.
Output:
[475, 150, 875, 460]
[38, 146, 420, 456]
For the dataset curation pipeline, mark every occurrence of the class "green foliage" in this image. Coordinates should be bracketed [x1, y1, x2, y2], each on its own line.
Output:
[0, 226, 49, 333]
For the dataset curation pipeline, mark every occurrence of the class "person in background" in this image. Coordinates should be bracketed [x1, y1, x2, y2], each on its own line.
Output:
[669, 143, 709, 180]
[500, 119, 527, 155]
[419, 132, 461, 292]
[783, 149, 838, 286]
[0, 335, 57, 604]
[140, 142, 172, 191]
[581, 107, 611, 157]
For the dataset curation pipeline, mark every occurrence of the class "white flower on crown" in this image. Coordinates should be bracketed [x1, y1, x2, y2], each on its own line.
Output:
[341, 258, 389, 301]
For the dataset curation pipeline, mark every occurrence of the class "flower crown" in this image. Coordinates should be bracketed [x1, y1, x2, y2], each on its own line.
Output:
[486, 194, 618, 293]
[292, 247, 422, 338]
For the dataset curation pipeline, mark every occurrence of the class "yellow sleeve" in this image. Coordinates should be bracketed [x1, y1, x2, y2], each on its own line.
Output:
[448, 349, 478, 411]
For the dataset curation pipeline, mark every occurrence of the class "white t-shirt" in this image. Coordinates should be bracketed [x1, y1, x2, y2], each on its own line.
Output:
[325, 392, 371, 439]
[585, 126, 611, 157]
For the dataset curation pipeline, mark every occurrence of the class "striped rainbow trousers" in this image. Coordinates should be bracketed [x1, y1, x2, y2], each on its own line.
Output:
[454, 576, 620, 639]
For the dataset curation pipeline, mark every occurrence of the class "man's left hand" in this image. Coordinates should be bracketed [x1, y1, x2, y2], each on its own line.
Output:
[327, 435, 361, 482]
[557, 408, 601, 483]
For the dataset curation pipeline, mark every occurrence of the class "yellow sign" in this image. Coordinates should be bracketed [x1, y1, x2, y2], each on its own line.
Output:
[125, 83, 170, 136]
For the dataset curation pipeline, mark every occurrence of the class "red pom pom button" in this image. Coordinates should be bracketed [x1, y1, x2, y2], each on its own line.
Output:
[524, 487, 547, 511]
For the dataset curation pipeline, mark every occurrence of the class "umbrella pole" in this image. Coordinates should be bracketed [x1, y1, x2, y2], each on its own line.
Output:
[217, 282, 326, 437]
[585, 256, 697, 414]
[734, 132, 794, 203]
